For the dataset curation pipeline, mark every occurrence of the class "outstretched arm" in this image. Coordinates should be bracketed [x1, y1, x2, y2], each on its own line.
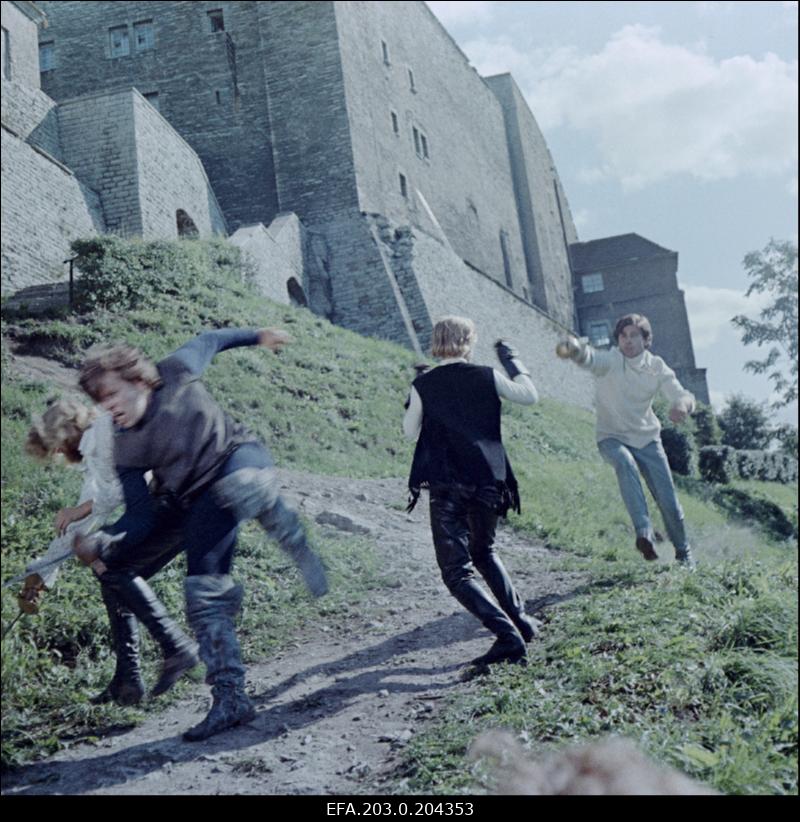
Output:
[167, 328, 289, 377]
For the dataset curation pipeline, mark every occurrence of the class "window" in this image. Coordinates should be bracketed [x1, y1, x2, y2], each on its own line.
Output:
[208, 9, 225, 33]
[109, 26, 129, 58]
[40, 41, 55, 71]
[134, 20, 154, 52]
[215, 89, 222, 105]
[2, 27, 10, 80]
[588, 321, 611, 348]
[581, 272, 604, 294]
[412, 126, 429, 159]
[399, 173, 408, 198]
[381, 39, 390, 65]
[143, 91, 160, 111]
[408, 68, 416, 92]
[391, 111, 399, 135]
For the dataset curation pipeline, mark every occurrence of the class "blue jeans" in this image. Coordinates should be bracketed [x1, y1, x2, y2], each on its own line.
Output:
[597, 438, 690, 556]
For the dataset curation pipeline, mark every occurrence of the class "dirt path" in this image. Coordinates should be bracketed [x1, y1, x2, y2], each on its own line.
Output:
[2, 355, 587, 796]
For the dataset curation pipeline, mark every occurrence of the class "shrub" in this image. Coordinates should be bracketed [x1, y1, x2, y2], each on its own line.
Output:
[711, 487, 796, 539]
[699, 446, 739, 484]
[692, 404, 722, 448]
[70, 236, 244, 312]
[660, 426, 696, 476]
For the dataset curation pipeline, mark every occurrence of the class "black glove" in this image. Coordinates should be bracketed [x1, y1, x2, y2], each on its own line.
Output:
[495, 340, 530, 379]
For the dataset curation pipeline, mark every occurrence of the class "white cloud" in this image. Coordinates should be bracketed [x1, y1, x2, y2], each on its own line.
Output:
[683, 284, 770, 349]
[463, 25, 798, 189]
[425, 1, 496, 27]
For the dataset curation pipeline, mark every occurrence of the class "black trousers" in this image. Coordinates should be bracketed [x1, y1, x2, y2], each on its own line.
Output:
[428, 483, 523, 639]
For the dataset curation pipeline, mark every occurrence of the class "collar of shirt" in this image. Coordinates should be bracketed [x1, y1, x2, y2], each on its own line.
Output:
[436, 357, 469, 366]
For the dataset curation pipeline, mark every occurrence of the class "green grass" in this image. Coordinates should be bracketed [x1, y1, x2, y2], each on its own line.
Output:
[1, 237, 796, 794]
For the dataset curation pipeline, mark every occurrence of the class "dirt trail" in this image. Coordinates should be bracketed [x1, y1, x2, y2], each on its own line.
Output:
[2, 355, 586, 796]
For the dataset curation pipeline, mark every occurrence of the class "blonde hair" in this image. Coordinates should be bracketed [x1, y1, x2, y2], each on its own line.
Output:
[431, 316, 477, 359]
[26, 398, 96, 464]
[79, 342, 161, 402]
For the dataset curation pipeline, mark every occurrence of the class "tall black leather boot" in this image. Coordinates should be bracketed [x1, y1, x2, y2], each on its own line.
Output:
[100, 570, 199, 698]
[472, 554, 541, 641]
[91, 585, 145, 706]
[448, 577, 527, 666]
[183, 575, 255, 742]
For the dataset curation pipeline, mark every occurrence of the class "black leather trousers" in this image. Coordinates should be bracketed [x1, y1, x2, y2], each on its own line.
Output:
[429, 483, 524, 640]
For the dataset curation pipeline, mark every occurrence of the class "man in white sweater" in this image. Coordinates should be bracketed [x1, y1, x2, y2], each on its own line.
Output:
[558, 313, 696, 567]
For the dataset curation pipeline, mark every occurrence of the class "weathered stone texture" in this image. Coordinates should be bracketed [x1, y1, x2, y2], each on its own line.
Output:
[132, 92, 227, 238]
[229, 215, 306, 308]
[1, 126, 104, 293]
[378, 223, 595, 410]
[334, 1, 529, 296]
[484, 74, 576, 327]
[38, 0, 279, 232]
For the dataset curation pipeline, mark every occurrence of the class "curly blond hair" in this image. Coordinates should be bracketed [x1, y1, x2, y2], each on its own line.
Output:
[26, 398, 97, 464]
[79, 342, 161, 402]
[431, 315, 477, 359]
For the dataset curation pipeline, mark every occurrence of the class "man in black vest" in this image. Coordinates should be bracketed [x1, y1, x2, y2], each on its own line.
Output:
[404, 316, 541, 668]
[73, 328, 328, 741]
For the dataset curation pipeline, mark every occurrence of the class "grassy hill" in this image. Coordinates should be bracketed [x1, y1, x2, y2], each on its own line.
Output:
[1, 237, 796, 793]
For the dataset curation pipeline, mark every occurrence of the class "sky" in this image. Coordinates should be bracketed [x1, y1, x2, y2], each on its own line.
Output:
[426, 0, 798, 426]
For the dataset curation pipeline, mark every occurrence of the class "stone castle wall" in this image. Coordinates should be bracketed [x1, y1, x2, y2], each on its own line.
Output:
[1, 125, 105, 293]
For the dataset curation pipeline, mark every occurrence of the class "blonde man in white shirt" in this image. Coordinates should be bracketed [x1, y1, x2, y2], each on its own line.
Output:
[558, 314, 696, 568]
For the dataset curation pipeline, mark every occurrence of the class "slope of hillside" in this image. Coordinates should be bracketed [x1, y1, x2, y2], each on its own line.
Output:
[2, 238, 796, 794]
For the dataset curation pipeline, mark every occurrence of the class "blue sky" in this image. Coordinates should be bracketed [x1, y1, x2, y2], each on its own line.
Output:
[426, 1, 798, 425]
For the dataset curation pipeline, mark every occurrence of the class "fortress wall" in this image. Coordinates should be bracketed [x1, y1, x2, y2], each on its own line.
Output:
[229, 215, 306, 308]
[334, 1, 529, 295]
[57, 90, 142, 235]
[1, 81, 63, 160]
[394, 227, 595, 410]
[484, 75, 577, 329]
[132, 91, 227, 238]
[38, 1, 279, 231]
[257, 1, 360, 223]
[1, 126, 104, 293]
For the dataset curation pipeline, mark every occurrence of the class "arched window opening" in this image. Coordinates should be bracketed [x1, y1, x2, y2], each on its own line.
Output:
[287, 277, 308, 307]
[176, 209, 199, 237]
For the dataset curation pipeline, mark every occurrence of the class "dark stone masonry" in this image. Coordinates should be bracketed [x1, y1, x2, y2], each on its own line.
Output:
[1, 0, 708, 406]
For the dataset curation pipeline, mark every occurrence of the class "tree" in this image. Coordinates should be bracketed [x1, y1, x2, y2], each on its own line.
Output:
[691, 403, 721, 448]
[718, 394, 773, 450]
[731, 239, 798, 408]
[771, 423, 798, 459]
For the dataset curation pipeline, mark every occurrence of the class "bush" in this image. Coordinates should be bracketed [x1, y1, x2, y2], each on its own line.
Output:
[699, 446, 739, 484]
[692, 404, 722, 448]
[660, 426, 696, 476]
[71, 236, 243, 312]
[711, 487, 797, 540]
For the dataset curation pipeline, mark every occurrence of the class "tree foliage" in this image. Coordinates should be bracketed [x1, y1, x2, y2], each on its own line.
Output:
[718, 394, 773, 450]
[731, 239, 798, 408]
